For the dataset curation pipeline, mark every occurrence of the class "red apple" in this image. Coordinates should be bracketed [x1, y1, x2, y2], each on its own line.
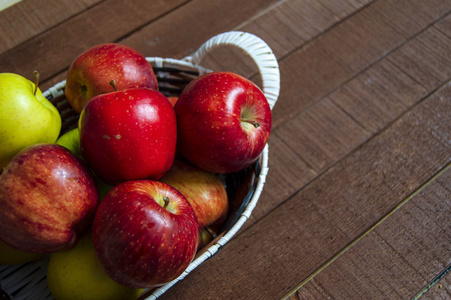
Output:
[65, 43, 158, 113]
[160, 160, 228, 230]
[92, 180, 199, 288]
[174, 71, 272, 173]
[79, 87, 177, 185]
[0, 144, 99, 253]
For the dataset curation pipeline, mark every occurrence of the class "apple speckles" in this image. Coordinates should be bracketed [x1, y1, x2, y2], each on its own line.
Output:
[103, 134, 111, 140]
[115, 134, 121, 140]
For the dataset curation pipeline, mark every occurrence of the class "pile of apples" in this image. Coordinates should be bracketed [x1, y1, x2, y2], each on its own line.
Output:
[0, 43, 271, 298]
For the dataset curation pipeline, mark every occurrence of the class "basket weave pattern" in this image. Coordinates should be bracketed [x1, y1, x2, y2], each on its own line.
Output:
[0, 31, 280, 300]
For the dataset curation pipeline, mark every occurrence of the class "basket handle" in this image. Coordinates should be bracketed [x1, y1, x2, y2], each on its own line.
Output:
[183, 31, 280, 110]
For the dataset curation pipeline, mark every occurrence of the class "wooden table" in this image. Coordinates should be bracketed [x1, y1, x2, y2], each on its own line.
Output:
[1, 0, 450, 299]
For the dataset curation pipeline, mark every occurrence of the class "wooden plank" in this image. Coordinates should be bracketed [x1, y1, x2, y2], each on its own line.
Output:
[190, 0, 374, 90]
[274, 98, 369, 172]
[387, 25, 451, 91]
[199, 0, 373, 69]
[329, 59, 427, 133]
[158, 72, 451, 299]
[419, 267, 451, 299]
[246, 17, 450, 232]
[0, 0, 188, 82]
[24, 0, 374, 92]
[272, 0, 451, 129]
[0, 0, 102, 54]
[291, 165, 451, 299]
[122, 0, 282, 59]
[35, 0, 285, 92]
[37, 0, 372, 92]
[0, 0, 286, 87]
[435, 12, 451, 37]
[371, 0, 450, 37]
[246, 134, 318, 226]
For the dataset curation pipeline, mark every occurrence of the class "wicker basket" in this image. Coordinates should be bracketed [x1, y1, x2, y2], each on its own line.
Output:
[0, 31, 280, 300]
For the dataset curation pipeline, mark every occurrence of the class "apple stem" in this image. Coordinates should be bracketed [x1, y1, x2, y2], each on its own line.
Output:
[163, 197, 170, 209]
[205, 227, 217, 239]
[109, 80, 118, 91]
[241, 118, 260, 128]
[33, 70, 40, 96]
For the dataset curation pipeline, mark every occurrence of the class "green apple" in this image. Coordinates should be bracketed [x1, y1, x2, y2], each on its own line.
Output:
[56, 127, 81, 158]
[47, 232, 143, 300]
[57, 127, 113, 199]
[0, 73, 61, 169]
[0, 240, 44, 265]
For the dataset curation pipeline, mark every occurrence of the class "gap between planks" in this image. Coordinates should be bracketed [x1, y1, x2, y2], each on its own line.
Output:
[410, 262, 451, 300]
[281, 162, 451, 300]
[270, 8, 451, 130]
[111, 0, 191, 43]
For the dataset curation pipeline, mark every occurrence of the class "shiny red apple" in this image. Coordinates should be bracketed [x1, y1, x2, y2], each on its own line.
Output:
[160, 160, 228, 230]
[0, 144, 99, 253]
[65, 43, 158, 113]
[175, 71, 272, 173]
[92, 180, 199, 288]
[79, 87, 177, 185]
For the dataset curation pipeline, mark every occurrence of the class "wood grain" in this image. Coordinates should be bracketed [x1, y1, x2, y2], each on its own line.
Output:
[245, 13, 451, 233]
[198, 0, 373, 72]
[37, 0, 373, 92]
[0, 0, 102, 54]
[387, 25, 451, 92]
[329, 59, 427, 133]
[291, 165, 451, 299]
[271, 0, 451, 129]
[13, 0, 376, 91]
[36, 0, 373, 92]
[0, 0, 188, 82]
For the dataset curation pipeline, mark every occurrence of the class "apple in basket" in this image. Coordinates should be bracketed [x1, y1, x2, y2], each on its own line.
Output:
[65, 43, 158, 113]
[160, 160, 229, 231]
[175, 71, 272, 173]
[79, 84, 177, 185]
[0, 144, 99, 253]
[47, 232, 143, 300]
[92, 180, 199, 288]
[0, 72, 61, 169]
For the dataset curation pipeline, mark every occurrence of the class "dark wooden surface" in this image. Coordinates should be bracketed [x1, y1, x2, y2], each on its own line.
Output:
[1, 0, 450, 299]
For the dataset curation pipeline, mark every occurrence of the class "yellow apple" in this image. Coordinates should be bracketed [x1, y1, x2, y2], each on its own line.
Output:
[0, 73, 61, 169]
[47, 232, 143, 300]
[0, 240, 44, 265]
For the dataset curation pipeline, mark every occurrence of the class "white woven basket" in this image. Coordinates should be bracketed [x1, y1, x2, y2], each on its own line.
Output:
[0, 31, 280, 300]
